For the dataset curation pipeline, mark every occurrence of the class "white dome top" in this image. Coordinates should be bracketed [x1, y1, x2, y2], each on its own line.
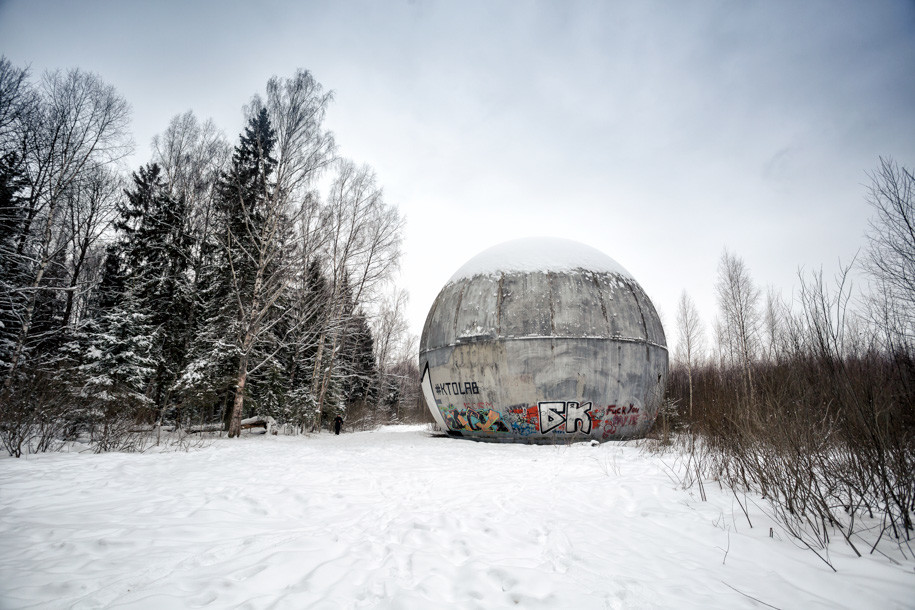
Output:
[448, 237, 632, 283]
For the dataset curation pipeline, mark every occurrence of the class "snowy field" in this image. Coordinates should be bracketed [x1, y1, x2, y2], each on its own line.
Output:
[1, 426, 912, 609]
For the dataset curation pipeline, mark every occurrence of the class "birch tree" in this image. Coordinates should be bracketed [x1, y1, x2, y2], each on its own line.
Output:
[312, 160, 403, 428]
[4, 68, 131, 386]
[372, 288, 410, 422]
[715, 249, 761, 415]
[219, 70, 335, 437]
[0, 57, 30, 148]
[675, 290, 704, 419]
[61, 163, 122, 327]
[864, 157, 915, 347]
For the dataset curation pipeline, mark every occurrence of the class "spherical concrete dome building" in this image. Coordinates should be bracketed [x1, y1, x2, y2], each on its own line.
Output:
[420, 237, 667, 443]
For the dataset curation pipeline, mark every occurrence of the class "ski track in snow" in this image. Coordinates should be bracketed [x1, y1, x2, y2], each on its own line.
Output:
[0, 426, 912, 609]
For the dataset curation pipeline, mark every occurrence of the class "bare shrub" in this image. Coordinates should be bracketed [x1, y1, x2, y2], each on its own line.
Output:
[0, 372, 69, 457]
[668, 256, 914, 565]
[86, 401, 149, 453]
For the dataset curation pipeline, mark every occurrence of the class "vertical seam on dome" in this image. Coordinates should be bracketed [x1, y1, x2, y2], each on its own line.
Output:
[593, 272, 611, 337]
[423, 296, 439, 348]
[497, 272, 504, 336]
[622, 279, 651, 358]
[548, 271, 556, 335]
[453, 279, 468, 338]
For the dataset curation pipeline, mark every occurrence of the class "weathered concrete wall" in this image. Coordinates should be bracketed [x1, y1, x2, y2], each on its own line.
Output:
[420, 268, 668, 443]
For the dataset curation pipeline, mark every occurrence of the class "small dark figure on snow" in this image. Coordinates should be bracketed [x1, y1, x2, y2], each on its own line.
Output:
[333, 415, 344, 435]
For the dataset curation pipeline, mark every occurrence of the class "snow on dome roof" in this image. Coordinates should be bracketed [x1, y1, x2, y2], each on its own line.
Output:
[448, 237, 633, 283]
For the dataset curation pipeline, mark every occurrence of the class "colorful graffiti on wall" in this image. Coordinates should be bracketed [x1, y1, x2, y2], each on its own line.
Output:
[442, 403, 509, 432]
[424, 364, 647, 438]
[506, 404, 539, 435]
[441, 401, 645, 437]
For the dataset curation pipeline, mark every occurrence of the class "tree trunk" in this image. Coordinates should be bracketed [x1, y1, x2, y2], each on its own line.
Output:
[227, 353, 249, 438]
[315, 331, 342, 433]
[4, 253, 50, 388]
[687, 362, 694, 420]
[63, 235, 92, 327]
[4, 191, 64, 387]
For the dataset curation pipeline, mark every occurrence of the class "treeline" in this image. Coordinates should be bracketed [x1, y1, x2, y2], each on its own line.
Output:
[0, 58, 426, 456]
[666, 158, 914, 562]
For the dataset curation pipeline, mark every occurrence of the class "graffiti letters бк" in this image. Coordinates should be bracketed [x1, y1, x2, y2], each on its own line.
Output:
[538, 401, 593, 434]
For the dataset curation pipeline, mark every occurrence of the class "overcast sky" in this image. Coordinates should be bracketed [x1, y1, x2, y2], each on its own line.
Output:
[2, 0, 913, 353]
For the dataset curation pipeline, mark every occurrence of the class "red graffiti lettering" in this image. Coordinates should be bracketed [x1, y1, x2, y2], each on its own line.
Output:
[605, 404, 640, 415]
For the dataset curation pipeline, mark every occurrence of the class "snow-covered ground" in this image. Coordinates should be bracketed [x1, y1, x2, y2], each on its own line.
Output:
[1, 426, 912, 609]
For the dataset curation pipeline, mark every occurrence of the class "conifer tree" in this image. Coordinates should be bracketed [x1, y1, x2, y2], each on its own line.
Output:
[80, 292, 156, 413]
[174, 246, 238, 427]
[81, 164, 194, 422]
[210, 108, 297, 437]
[340, 307, 377, 415]
[279, 257, 330, 428]
[0, 151, 29, 369]
[122, 164, 194, 412]
[93, 243, 127, 313]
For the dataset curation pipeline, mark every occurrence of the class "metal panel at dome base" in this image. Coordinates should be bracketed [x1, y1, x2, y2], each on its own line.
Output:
[419, 239, 668, 444]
